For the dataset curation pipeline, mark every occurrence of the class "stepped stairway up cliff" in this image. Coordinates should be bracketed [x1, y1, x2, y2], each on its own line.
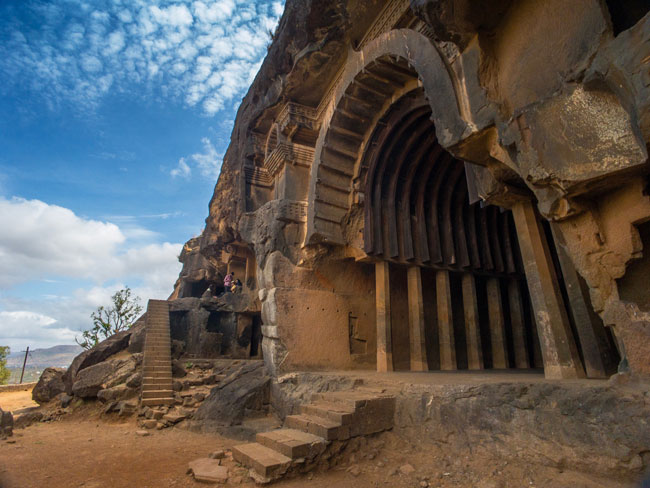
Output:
[140, 299, 174, 407]
[233, 389, 395, 483]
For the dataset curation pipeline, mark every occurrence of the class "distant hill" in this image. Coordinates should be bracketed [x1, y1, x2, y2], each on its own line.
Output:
[6, 345, 82, 369]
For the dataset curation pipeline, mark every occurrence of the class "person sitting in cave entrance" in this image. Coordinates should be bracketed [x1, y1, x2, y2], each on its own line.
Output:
[231, 278, 243, 294]
[223, 272, 234, 293]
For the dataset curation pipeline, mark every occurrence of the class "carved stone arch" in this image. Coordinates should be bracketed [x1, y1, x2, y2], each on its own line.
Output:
[306, 28, 469, 246]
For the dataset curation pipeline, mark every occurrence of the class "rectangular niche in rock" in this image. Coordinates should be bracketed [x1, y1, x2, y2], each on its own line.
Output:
[207, 311, 238, 357]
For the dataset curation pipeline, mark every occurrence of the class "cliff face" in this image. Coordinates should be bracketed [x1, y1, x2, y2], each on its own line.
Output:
[172, 0, 650, 382]
[192, 0, 383, 266]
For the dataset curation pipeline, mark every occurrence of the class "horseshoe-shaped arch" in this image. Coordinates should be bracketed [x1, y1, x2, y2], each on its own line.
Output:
[305, 28, 469, 246]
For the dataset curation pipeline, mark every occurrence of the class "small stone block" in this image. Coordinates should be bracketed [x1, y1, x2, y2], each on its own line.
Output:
[135, 430, 150, 437]
[232, 443, 291, 478]
[163, 413, 186, 424]
[188, 458, 229, 484]
[209, 450, 226, 460]
[400, 464, 415, 475]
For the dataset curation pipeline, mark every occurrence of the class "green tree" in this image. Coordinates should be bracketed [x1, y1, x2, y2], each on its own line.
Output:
[0, 346, 10, 385]
[76, 287, 143, 350]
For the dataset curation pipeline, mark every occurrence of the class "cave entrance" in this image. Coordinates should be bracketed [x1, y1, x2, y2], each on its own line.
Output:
[179, 279, 214, 298]
[362, 89, 618, 378]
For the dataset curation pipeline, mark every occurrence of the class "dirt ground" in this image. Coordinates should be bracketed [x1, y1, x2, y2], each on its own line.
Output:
[0, 389, 38, 412]
[0, 390, 643, 488]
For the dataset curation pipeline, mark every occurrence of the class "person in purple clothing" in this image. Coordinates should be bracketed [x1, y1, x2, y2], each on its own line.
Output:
[223, 272, 234, 293]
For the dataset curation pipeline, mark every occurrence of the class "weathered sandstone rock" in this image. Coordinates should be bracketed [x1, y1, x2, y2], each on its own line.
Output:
[13, 410, 43, 429]
[127, 319, 146, 354]
[32, 367, 66, 404]
[71, 354, 141, 398]
[192, 361, 269, 428]
[96, 384, 137, 403]
[0, 407, 13, 438]
[63, 329, 133, 394]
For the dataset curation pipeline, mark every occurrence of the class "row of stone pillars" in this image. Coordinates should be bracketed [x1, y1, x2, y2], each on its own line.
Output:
[375, 200, 588, 380]
[376, 263, 540, 372]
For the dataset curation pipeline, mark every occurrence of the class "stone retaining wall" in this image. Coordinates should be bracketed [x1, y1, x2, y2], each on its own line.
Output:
[0, 382, 36, 393]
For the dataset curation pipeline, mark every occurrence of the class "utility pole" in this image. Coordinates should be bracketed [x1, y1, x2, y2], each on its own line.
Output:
[19, 346, 29, 384]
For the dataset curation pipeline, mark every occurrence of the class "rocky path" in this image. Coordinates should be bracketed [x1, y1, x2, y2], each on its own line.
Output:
[0, 415, 632, 488]
[0, 386, 639, 488]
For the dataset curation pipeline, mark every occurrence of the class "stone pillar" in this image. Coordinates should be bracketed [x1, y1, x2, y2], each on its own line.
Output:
[375, 261, 393, 372]
[461, 273, 484, 369]
[487, 278, 509, 369]
[550, 225, 618, 378]
[512, 201, 585, 379]
[407, 266, 428, 371]
[436, 270, 456, 370]
[528, 305, 545, 369]
[508, 279, 530, 369]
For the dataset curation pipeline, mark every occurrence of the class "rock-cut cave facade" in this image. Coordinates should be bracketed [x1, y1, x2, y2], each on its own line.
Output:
[171, 0, 650, 382]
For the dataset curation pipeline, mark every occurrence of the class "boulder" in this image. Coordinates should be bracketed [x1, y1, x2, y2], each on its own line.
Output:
[97, 384, 137, 403]
[63, 329, 133, 394]
[32, 367, 66, 404]
[193, 361, 269, 426]
[0, 407, 13, 438]
[71, 354, 141, 398]
[172, 360, 187, 378]
[59, 393, 73, 408]
[14, 409, 43, 429]
[127, 319, 146, 353]
[125, 372, 142, 389]
[171, 340, 185, 359]
[118, 401, 137, 417]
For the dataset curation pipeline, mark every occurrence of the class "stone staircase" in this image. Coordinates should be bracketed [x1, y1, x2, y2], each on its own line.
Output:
[233, 389, 395, 483]
[141, 300, 174, 407]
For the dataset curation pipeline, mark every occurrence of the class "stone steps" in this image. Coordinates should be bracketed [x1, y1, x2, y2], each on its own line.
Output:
[256, 429, 328, 459]
[143, 366, 172, 372]
[232, 390, 395, 483]
[141, 397, 175, 407]
[142, 389, 173, 399]
[140, 299, 173, 407]
[142, 379, 172, 387]
[284, 413, 345, 441]
[299, 401, 356, 425]
[232, 443, 292, 480]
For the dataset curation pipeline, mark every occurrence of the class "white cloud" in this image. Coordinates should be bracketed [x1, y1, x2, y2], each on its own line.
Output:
[171, 137, 222, 180]
[0, 0, 284, 118]
[171, 157, 191, 178]
[0, 311, 77, 351]
[150, 4, 194, 27]
[106, 30, 126, 55]
[193, 0, 236, 23]
[0, 197, 183, 350]
[0, 197, 124, 288]
[272, 1, 283, 17]
[192, 137, 222, 178]
[81, 55, 102, 73]
[0, 196, 181, 288]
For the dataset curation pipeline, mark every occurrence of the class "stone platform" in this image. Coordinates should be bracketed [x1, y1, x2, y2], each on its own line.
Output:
[270, 370, 649, 483]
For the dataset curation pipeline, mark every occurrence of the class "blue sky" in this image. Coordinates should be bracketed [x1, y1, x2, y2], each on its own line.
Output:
[0, 0, 283, 352]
